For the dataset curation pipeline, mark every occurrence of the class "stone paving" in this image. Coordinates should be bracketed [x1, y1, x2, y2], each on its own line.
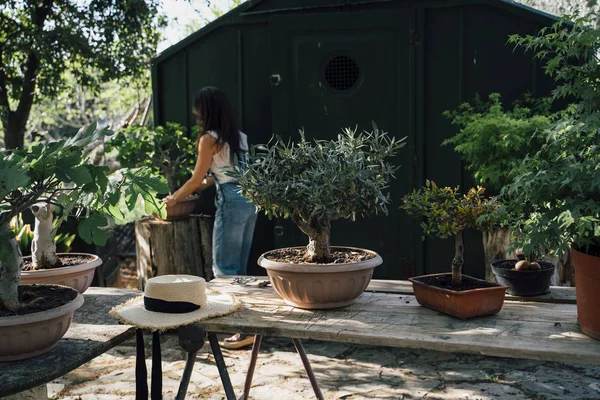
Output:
[47, 333, 600, 400]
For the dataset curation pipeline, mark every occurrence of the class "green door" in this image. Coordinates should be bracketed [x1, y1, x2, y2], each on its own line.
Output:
[269, 10, 418, 279]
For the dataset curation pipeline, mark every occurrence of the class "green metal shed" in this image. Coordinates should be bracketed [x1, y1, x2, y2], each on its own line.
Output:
[152, 0, 557, 279]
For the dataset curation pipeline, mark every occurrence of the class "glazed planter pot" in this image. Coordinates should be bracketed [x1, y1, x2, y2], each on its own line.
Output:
[258, 247, 382, 309]
[20, 253, 102, 294]
[491, 260, 555, 297]
[571, 247, 600, 340]
[409, 273, 508, 319]
[165, 195, 199, 220]
[0, 285, 84, 361]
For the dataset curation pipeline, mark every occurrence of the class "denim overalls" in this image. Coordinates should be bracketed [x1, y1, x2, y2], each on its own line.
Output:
[211, 152, 257, 278]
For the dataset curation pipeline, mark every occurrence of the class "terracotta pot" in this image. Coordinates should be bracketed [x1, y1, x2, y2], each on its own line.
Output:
[20, 253, 102, 293]
[491, 259, 555, 297]
[571, 248, 600, 340]
[0, 285, 84, 361]
[258, 246, 382, 309]
[166, 195, 199, 220]
[409, 273, 508, 319]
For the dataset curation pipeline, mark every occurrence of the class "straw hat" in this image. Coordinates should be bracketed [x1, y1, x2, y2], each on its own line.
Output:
[110, 275, 241, 331]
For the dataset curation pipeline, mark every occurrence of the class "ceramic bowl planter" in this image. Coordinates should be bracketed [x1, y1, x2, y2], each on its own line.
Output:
[20, 253, 102, 294]
[571, 248, 600, 340]
[259, 247, 382, 309]
[0, 285, 84, 361]
[491, 259, 555, 297]
[409, 273, 508, 319]
[165, 195, 199, 220]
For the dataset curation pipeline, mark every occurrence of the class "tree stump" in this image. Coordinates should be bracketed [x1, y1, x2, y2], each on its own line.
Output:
[135, 215, 214, 289]
[483, 228, 515, 283]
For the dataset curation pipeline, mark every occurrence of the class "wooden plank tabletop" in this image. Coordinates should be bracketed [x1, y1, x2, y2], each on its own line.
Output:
[0, 287, 139, 397]
[203, 278, 599, 366]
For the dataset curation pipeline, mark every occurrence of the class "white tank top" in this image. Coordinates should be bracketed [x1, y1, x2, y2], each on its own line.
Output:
[207, 130, 249, 184]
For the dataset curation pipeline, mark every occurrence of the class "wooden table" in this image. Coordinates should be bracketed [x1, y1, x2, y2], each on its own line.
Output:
[204, 278, 598, 366]
[0, 287, 139, 398]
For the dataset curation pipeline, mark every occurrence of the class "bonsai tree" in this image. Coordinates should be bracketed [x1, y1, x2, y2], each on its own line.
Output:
[0, 124, 168, 312]
[106, 122, 196, 193]
[401, 181, 499, 285]
[502, 10, 600, 259]
[442, 93, 554, 195]
[228, 124, 406, 263]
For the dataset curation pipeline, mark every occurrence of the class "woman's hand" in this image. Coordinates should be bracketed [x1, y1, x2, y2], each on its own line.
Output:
[163, 195, 178, 208]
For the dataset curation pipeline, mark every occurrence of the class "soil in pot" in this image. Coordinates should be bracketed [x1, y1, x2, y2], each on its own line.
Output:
[0, 285, 77, 317]
[22, 254, 97, 271]
[491, 259, 555, 297]
[265, 247, 375, 264]
[417, 274, 498, 291]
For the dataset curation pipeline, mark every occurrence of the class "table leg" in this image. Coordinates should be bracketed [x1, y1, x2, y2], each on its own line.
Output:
[292, 338, 324, 400]
[175, 350, 198, 400]
[239, 334, 263, 400]
[208, 333, 236, 400]
[174, 324, 209, 400]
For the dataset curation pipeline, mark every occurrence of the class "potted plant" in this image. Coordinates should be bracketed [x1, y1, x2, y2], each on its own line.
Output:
[401, 181, 507, 319]
[106, 122, 198, 219]
[0, 124, 167, 360]
[504, 11, 600, 339]
[443, 92, 556, 283]
[228, 124, 406, 309]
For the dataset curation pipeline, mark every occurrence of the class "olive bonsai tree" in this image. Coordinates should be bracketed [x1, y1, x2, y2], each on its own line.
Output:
[229, 124, 406, 263]
[0, 124, 168, 312]
[106, 123, 196, 193]
[401, 181, 499, 285]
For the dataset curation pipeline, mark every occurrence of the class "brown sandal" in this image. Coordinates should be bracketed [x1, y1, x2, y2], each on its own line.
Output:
[221, 333, 255, 349]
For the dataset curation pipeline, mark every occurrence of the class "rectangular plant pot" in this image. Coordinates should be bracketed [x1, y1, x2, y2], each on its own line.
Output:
[409, 273, 508, 319]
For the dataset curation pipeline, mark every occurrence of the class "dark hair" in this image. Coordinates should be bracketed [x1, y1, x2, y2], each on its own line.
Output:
[193, 86, 240, 162]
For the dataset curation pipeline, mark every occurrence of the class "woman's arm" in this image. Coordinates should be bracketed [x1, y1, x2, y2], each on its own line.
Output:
[164, 134, 217, 206]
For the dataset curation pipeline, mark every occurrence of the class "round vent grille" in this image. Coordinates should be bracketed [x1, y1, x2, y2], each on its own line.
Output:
[324, 55, 360, 92]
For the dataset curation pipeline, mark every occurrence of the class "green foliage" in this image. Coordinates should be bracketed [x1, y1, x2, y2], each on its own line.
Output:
[502, 11, 600, 256]
[10, 214, 75, 256]
[443, 93, 554, 194]
[0, 0, 164, 101]
[0, 123, 168, 261]
[0, 0, 165, 149]
[230, 124, 406, 238]
[106, 123, 196, 193]
[401, 181, 499, 241]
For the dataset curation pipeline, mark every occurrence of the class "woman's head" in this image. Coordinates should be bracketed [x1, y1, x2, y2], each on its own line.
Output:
[193, 87, 240, 159]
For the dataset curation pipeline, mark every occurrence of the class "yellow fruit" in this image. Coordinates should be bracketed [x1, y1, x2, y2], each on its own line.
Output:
[530, 262, 541, 271]
[515, 260, 531, 271]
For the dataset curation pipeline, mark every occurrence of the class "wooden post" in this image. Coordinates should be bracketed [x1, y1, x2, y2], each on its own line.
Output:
[135, 215, 214, 290]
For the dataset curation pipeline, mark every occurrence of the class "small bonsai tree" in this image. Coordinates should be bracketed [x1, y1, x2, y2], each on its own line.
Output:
[401, 181, 499, 285]
[106, 122, 196, 193]
[0, 124, 168, 312]
[229, 124, 406, 263]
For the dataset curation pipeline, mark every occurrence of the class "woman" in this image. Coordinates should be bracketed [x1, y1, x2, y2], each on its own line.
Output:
[164, 87, 257, 349]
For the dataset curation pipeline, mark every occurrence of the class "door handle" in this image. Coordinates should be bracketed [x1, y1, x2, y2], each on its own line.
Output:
[269, 74, 281, 86]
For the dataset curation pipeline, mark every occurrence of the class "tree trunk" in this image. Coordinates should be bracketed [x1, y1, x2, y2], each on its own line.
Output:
[31, 203, 62, 270]
[135, 215, 214, 290]
[0, 222, 23, 311]
[2, 114, 27, 150]
[452, 232, 464, 285]
[482, 227, 515, 282]
[305, 218, 331, 263]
